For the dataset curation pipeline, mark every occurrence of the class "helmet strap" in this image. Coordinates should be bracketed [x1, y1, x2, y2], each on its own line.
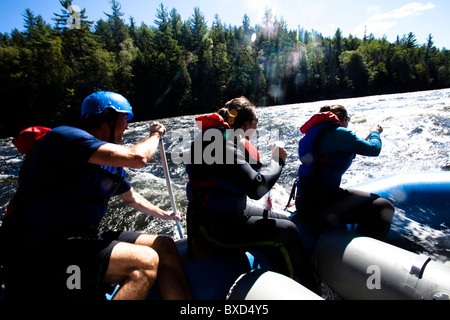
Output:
[104, 108, 119, 143]
[109, 124, 116, 143]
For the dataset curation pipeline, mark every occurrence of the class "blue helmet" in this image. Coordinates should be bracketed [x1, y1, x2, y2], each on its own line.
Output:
[81, 91, 133, 122]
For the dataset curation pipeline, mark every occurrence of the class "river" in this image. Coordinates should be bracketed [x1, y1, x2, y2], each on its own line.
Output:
[1, 88, 449, 260]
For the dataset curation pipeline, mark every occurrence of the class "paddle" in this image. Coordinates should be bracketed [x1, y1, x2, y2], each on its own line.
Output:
[158, 138, 184, 238]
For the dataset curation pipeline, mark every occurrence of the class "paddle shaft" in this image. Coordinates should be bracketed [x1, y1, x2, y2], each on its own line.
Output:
[158, 139, 183, 238]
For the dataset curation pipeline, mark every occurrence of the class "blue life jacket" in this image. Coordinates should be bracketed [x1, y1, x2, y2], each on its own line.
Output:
[297, 115, 355, 196]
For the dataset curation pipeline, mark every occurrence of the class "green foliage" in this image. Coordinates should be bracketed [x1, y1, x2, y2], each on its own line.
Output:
[0, 2, 449, 137]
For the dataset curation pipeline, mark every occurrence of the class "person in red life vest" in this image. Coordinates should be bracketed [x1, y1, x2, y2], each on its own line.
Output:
[294, 105, 395, 240]
[186, 97, 315, 289]
[0, 91, 191, 300]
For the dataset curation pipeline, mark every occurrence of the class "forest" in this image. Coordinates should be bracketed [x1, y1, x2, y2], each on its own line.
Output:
[0, 0, 449, 138]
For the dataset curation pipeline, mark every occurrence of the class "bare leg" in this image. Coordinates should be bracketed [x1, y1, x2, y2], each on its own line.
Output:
[134, 234, 192, 300]
[103, 242, 159, 300]
[103, 234, 191, 300]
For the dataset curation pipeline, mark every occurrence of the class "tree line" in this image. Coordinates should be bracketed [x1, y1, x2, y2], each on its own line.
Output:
[1, 0, 449, 138]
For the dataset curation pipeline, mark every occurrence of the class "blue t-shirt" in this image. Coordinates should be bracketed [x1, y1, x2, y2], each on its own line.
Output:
[19, 126, 131, 236]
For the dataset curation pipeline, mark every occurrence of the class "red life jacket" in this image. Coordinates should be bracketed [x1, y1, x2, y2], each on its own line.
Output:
[13, 126, 52, 156]
[242, 138, 260, 165]
[299, 112, 340, 134]
[195, 113, 261, 165]
[187, 113, 262, 212]
[6, 126, 51, 216]
[195, 113, 231, 131]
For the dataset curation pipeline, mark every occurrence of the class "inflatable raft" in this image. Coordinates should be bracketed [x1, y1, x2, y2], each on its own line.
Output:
[313, 171, 450, 300]
[2, 172, 449, 300]
[145, 172, 450, 300]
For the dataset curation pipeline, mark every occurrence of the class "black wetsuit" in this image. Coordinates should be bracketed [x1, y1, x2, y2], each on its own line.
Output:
[186, 121, 309, 282]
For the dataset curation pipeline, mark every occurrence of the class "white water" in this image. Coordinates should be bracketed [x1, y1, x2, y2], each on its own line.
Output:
[1, 89, 449, 258]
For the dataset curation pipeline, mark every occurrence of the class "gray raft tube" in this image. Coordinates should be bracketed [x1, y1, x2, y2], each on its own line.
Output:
[315, 230, 450, 300]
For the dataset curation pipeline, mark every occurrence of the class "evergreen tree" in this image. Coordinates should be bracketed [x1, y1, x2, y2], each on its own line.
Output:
[0, 3, 449, 138]
[155, 3, 171, 35]
[103, 0, 129, 52]
[53, 0, 92, 32]
[169, 8, 183, 44]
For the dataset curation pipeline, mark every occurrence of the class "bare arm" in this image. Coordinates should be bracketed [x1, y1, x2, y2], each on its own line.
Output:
[119, 188, 181, 221]
[88, 123, 165, 169]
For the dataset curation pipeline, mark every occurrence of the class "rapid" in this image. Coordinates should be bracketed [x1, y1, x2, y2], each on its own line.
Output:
[1, 88, 449, 260]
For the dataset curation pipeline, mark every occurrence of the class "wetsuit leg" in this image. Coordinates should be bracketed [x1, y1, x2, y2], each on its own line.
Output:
[241, 206, 301, 278]
[196, 206, 317, 290]
[333, 189, 394, 241]
[296, 189, 394, 241]
[241, 206, 318, 290]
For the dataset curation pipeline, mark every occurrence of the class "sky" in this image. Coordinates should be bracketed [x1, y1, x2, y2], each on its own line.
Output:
[0, 0, 449, 49]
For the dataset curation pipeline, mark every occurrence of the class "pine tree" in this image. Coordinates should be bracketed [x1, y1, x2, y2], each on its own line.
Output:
[104, 0, 129, 51]
[53, 0, 92, 32]
[1, 2, 450, 139]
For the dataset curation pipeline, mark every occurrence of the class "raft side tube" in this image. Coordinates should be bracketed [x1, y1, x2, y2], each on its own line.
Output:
[348, 171, 450, 245]
[227, 269, 323, 300]
[349, 172, 450, 219]
[315, 230, 450, 300]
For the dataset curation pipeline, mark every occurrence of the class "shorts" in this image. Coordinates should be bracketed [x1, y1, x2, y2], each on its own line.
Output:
[3, 229, 142, 300]
[65, 230, 142, 285]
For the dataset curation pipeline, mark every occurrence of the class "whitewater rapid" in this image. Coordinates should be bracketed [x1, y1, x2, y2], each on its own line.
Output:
[1, 88, 449, 259]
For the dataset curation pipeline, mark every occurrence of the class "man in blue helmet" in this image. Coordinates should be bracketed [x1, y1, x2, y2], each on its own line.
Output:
[1, 91, 191, 300]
